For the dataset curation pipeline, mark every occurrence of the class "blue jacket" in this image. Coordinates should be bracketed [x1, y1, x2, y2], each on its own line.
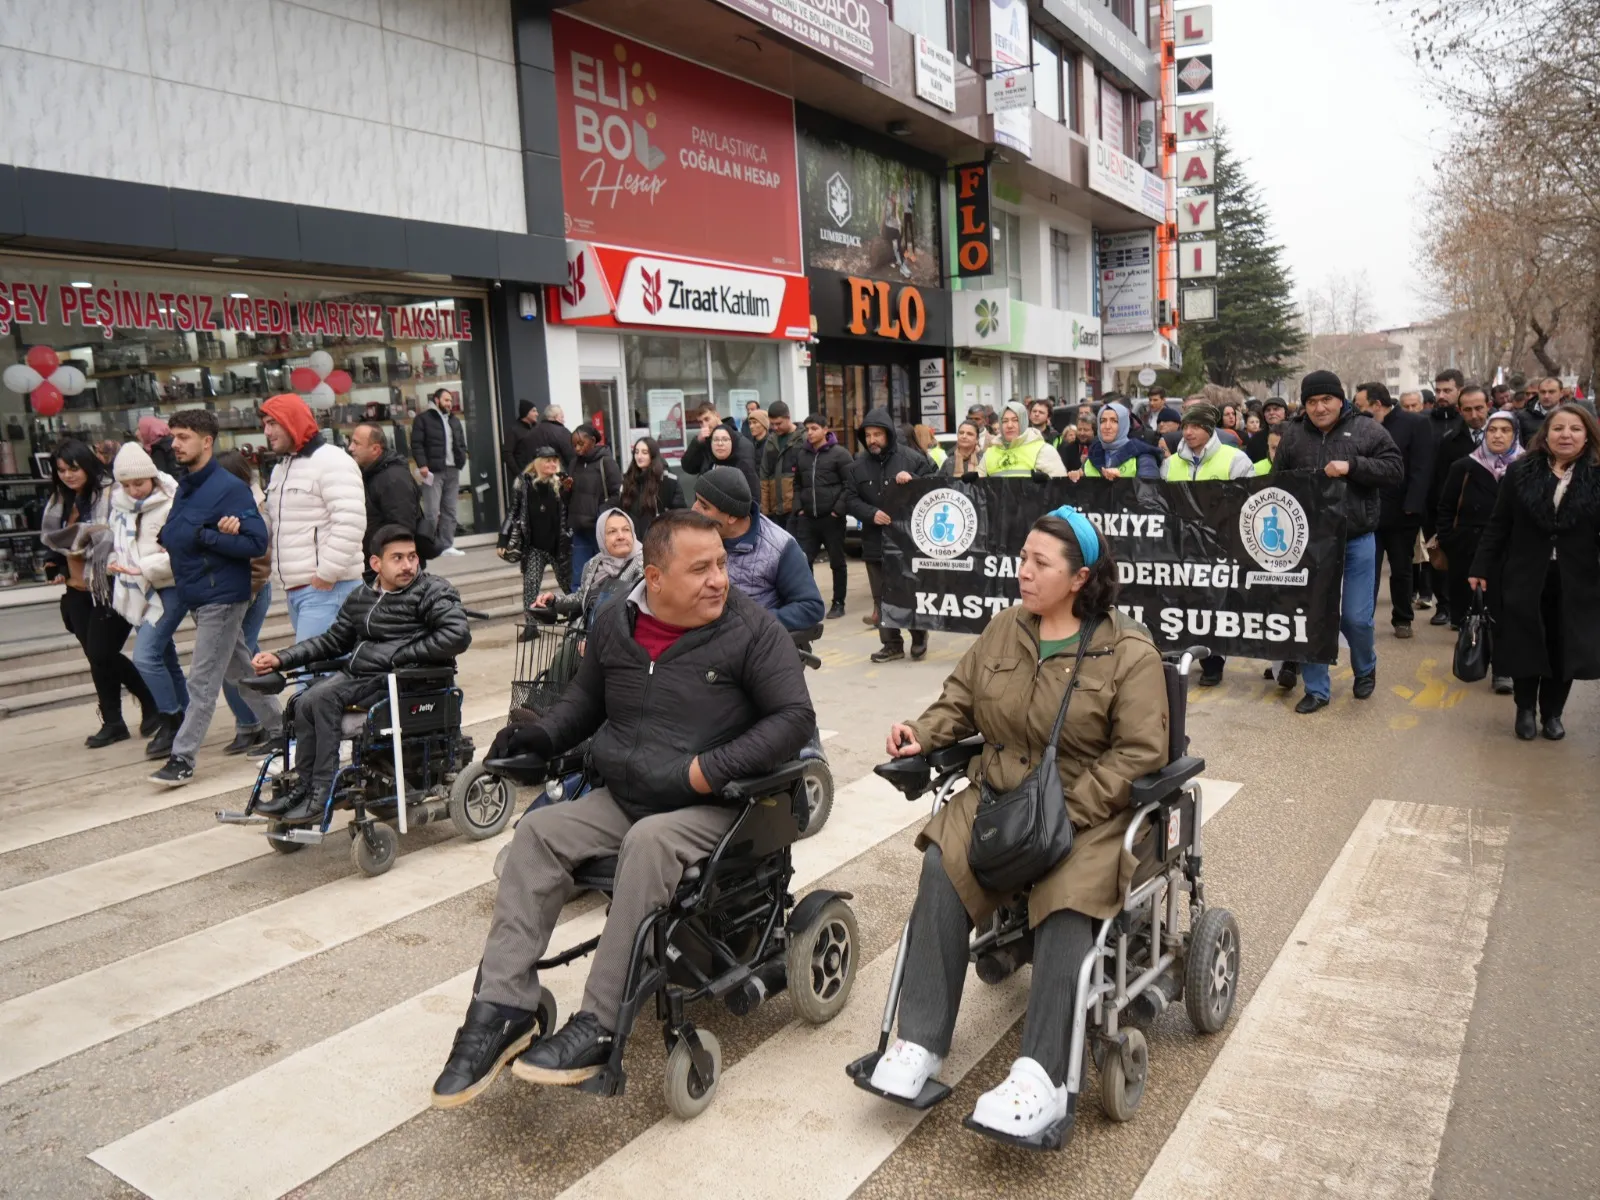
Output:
[1086, 437, 1163, 480]
[158, 458, 270, 607]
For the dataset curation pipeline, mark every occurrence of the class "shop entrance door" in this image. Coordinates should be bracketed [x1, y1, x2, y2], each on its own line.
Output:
[580, 377, 623, 461]
[812, 360, 915, 453]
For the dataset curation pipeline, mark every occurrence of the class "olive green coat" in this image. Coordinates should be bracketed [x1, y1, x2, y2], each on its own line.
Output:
[908, 607, 1170, 926]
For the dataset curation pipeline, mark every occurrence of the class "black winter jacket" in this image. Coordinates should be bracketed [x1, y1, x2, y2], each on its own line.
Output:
[506, 471, 569, 558]
[1428, 422, 1479, 530]
[682, 425, 760, 500]
[1271, 408, 1403, 536]
[567, 444, 622, 534]
[1435, 455, 1500, 544]
[526, 419, 575, 472]
[411, 407, 468, 473]
[515, 584, 814, 820]
[619, 468, 686, 539]
[1369, 408, 1435, 526]
[792, 435, 854, 517]
[275, 572, 471, 677]
[503, 418, 543, 475]
[843, 408, 935, 561]
[360, 451, 430, 560]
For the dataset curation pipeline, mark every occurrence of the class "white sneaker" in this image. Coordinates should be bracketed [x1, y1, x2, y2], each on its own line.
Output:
[869, 1039, 943, 1100]
[969, 1056, 1068, 1137]
[439, 546, 466, 556]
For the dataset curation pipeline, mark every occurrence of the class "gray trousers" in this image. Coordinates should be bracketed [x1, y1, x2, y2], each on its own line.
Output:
[477, 788, 735, 1029]
[293, 672, 389, 796]
[423, 466, 460, 550]
[172, 601, 283, 765]
[896, 845, 1094, 1086]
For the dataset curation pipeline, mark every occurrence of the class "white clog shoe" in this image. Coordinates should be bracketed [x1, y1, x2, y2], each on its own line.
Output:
[868, 1039, 943, 1100]
[969, 1056, 1068, 1136]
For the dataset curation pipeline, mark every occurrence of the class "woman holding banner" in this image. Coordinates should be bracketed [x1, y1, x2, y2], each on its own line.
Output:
[1078, 401, 1161, 481]
[1469, 404, 1600, 741]
[871, 510, 1168, 1139]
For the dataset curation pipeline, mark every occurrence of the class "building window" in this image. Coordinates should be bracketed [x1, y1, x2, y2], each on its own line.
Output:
[951, 0, 973, 65]
[1109, 0, 1136, 32]
[891, 0, 947, 47]
[1051, 229, 1072, 310]
[1065, 51, 1080, 132]
[1002, 210, 1023, 301]
[1032, 31, 1061, 123]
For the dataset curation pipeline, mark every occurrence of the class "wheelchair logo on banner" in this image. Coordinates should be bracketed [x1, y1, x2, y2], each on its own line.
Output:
[1238, 486, 1310, 585]
[910, 488, 979, 568]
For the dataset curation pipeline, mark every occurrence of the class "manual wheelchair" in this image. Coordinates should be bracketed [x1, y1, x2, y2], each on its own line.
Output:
[847, 646, 1241, 1150]
[484, 751, 858, 1118]
[217, 658, 513, 876]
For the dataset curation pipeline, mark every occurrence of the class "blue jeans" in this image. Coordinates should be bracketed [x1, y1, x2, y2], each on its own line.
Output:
[132, 588, 190, 715]
[287, 578, 360, 641]
[570, 530, 599, 590]
[223, 584, 273, 729]
[1302, 532, 1378, 701]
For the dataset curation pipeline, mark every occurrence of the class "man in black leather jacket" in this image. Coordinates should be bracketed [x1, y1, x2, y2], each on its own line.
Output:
[251, 526, 471, 821]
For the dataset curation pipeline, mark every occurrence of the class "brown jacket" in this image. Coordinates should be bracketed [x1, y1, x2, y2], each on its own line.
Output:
[908, 606, 1169, 925]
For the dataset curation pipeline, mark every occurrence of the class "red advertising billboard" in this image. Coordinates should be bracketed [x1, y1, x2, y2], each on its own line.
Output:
[553, 15, 803, 273]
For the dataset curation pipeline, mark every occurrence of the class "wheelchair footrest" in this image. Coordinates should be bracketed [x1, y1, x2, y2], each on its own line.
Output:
[271, 827, 326, 845]
[845, 1052, 952, 1111]
[960, 1107, 1074, 1151]
[574, 1064, 625, 1098]
[216, 810, 266, 825]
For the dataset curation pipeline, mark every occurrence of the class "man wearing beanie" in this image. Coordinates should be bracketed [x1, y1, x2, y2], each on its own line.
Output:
[261, 392, 368, 641]
[1272, 370, 1404, 713]
[692, 465, 825, 633]
[844, 407, 935, 661]
[503, 398, 543, 476]
[790, 413, 854, 618]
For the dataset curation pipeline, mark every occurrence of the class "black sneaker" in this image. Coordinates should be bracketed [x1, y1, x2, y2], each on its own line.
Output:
[150, 756, 195, 787]
[1541, 716, 1565, 741]
[826, 601, 846, 620]
[1429, 609, 1451, 627]
[85, 721, 130, 750]
[1393, 624, 1413, 640]
[281, 787, 325, 824]
[1294, 694, 1329, 715]
[430, 999, 538, 1109]
[145, 713, 180, 760]
[223, 726, 267, 755]
[870, 646, 905, 664]
[1276, 663, 1299, 690]
[910, 640, 928, 661]
[1353, 672, 1376, 700]
[512, 1011, 613, 1085]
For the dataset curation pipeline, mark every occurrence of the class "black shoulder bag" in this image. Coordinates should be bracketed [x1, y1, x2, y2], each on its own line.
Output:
[967, 616, 1098, 894]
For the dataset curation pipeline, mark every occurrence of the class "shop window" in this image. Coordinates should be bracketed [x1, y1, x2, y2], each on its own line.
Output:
[622, 335, 710, 459]
[711, 341, 780, 425]
[0, 255, 490, 588]
[1051, 229, 1072, 310]
[1032, 31, 1062, 123]
[891, 0, 947, 47]
[1002, 210, 1024, 302]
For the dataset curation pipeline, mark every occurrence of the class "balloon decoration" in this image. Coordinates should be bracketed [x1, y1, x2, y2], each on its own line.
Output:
[2, 364, 40, 395]
[4, 350, 82, 416]
[30, 381, 63, 418]
[289, 366, 321, 393]
[325, 369, 353, 395]
[308, 350, 334, 377]
[307, 381, 336, 409]
[290, 352, 354, 409]
[25, 345, 60, 377]
[50, 365, 86, 396]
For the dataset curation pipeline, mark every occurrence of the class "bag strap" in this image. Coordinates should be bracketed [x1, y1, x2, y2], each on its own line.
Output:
[1045, 614, 1101, 752]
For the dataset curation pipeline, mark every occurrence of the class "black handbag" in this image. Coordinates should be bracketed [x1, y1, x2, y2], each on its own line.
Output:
[1453, 589, 1491, 682]
[967, 617, 1098, 894]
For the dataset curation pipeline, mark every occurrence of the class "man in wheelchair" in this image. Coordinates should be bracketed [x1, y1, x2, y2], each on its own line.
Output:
[431, 509, 814, 1107]
[250, 525, 471, 823]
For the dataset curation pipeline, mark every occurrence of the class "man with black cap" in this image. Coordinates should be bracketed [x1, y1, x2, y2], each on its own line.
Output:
[790, 414, 855, 619]
[691, 465, 825, 633]
[504, 400, 543, 475]
[844, 407, 935, 662]
[1273, 370, 1403, 713]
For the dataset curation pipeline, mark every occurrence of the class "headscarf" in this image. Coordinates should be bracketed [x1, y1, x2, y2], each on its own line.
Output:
[1001, 401, 1029, 445]
[137, 415, 170, 450]
[1471, 412, 1523, 481]
[1099, 401, 1131, 456]
[586, 507, 642, 588]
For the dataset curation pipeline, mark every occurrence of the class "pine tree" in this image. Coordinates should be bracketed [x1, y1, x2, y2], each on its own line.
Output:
[1167, 129, 1304, 389]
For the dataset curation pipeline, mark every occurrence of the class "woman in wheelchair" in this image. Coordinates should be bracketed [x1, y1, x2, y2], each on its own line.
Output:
[873, 509, 1169, 1141]
[531, 508, 643, 629]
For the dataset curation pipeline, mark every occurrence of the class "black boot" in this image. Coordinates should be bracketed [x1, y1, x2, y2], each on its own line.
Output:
[145, 712, 181, 760]
[430, 999, 538, 1109]
[223, 725, 267, 755]
[139, 709, 163, 737]
[511, 1011, 613, 1085]
[1514, 709, 1537, 741]
[1541, 715, 1565, 741]
[254, 773, 303, 816]
[86, 719, 130, 749]
[281, 784, 325, 824]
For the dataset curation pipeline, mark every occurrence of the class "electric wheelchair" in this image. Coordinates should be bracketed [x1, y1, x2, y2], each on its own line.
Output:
[847, 646, 1241, 1150]
[217, 656, 513, 876]
[483, 750, 858, 1118]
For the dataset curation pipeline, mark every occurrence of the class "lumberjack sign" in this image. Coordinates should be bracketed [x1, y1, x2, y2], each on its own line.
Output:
[954, 162, 993, 279]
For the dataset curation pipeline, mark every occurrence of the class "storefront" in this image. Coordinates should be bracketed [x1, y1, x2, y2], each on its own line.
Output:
[0, 254, 496, 587]
[950, 289, 1103, 411]
[542, 15, 811, 461]
[797, 119, 954, 448]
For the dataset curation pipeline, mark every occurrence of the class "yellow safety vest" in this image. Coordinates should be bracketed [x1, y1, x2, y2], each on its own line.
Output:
[1253, 457, 1272, 476]
[928, 446, 946, 467]
[982, 438, 1047, 477]
[1165, 444, 1246, 482]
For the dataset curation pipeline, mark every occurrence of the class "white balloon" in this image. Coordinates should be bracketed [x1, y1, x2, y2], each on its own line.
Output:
[2, 364, 42, 394]
[308, 350, 334, 378]
[49, 365, 87, 396]
[307, 381, 336, 408]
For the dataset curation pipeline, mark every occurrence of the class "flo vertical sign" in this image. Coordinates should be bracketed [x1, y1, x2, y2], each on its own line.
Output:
[954, 162, 993, 279]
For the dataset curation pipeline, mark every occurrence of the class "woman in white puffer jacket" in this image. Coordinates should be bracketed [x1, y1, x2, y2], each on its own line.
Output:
[108, 443, 188, 757]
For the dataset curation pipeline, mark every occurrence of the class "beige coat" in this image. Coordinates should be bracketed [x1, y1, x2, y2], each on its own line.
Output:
[908, 607, 1170, 925]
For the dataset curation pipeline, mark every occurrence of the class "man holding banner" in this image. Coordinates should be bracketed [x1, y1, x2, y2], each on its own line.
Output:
[1271, 371, 1403, 713]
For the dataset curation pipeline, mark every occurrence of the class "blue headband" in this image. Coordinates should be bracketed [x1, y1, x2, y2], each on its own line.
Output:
[1049, 505, 1101, 566]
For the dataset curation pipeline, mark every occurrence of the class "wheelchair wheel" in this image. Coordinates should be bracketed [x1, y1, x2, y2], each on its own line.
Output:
[796, 762, 834, 840]
[449, 763, 514, 841]
[266, 821, 306, 854]
[351, 822, 399, 877]
[662, 1028, 721, 1120]
[785, 898, 858, 1025]
[1185, 907, 1240, 1034]
[1100, 1028, 1148, 1122]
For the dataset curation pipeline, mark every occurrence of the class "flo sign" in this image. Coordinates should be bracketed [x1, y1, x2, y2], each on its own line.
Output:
[616, 256, 789, 334]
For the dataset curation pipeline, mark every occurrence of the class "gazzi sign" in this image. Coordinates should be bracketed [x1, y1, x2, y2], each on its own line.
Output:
[615, 257, 788, 334]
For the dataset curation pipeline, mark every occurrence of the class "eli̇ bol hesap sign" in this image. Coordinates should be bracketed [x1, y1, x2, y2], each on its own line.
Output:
[879, 475, 1350, 661]
[554, 15, 803, 273]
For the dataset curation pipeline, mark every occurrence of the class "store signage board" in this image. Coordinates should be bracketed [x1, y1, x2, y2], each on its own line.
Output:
[986, 71, 1034, 112]
[614, 256, 789, 334]
[989, 0, 1033, 156]
[921, 357, 946, 378]
[799, 130, 942, 286]
[1177, 194, 1215, 234]
[1137, 366, 1158, 387]
[808, 267, 953, 345]
[1098, 230, 1155, 334]
[1177, 100, 1213, 141]
[954, 162, 993, 278]
[914, 35, 957, 112]
[1176, 54, 1213, 95]
[647, 388, 688, 451]
[1180, 286, 1217, 321]
[710, 0, 891, 85]
[554, 15, 802, 274]
[1088, 139, 1166, 223]
[1037, 0, 1159, 96]
[1176, 5, 1213, 47]
[1179, 240, 1218, 279]
[956, 290, 1013, 347]
[559, 242, 615, 319]
[1178, 147, 1215, 187]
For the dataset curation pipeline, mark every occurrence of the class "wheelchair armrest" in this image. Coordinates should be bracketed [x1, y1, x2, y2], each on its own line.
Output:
[238, 671, 286, 695]
[1128, 755, 1205, 811]
[720, 760, 809, 803]
[873, 756, 931, 800]
[927, 736, 984, 776]
[790, 625, 823, 647]
[483, 753, 555, 786]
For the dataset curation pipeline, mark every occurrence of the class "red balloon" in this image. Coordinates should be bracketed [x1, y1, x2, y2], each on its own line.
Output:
[25, 345, 60, 377]
[325, 369, 353, 395]
[290, 366, 321, 393]
[30, 381, 63, 417]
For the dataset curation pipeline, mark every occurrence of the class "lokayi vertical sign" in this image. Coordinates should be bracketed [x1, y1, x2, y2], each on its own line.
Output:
[1175, 5, 1218, 321]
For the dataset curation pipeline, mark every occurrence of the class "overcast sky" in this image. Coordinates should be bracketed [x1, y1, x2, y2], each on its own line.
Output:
[1212, 0, 1448, 329]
